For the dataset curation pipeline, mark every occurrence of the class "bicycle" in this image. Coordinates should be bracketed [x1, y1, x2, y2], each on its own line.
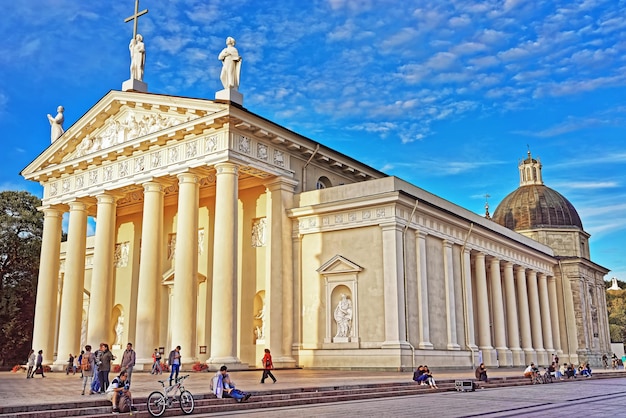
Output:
[542, 369, 553, 384]
[147, 374, 194, 417]
[531, 371, 543, 385]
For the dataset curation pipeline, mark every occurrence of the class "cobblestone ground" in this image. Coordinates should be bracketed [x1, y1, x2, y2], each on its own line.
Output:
[200, 378, 626, 418]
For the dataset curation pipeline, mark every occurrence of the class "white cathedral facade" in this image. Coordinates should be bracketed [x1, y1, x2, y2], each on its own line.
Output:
[22, 32, 610, 370]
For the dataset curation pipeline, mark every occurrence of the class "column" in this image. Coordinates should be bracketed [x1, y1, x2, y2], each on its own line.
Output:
[474, 253, 496, 366]
[32, 206, 63, 364]
[172, 172, 199, 363]
[538, 273, 554, 356]
[443, 240, 459, 350]
[489, 257, 511, 365]
[462, 249, 477, 351]
[503, 262, 524, 366]
[527, 270, 547, 365]
[55, 201, 88, 367]
[380, 222, 408, 349]
[135, 182, 164, 367]
[86, 194, 117, 346]
[515, 266, 534, 363]
[547, 277, 562, 355]
[265, 178, 298, 366]
[209, 163, 240, 365]
[415, 231, 432, 349]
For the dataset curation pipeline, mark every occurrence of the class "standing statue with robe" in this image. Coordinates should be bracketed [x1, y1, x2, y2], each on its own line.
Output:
[129, 34, 146, 81]
[218, 37, 242, 90]
[47, 106, 65, 143]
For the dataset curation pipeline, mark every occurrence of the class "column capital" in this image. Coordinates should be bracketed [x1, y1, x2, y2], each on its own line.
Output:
[474, 251, 485, 260]
[379, 221, 402, 232]
[68, 200, 89, 212]
[95, 193, 119, 205]
[502, 260, 514, 268]
[487, 256, 501, 266]
[177, 172, 200, 184]
[442, 239, 453, 249]
[215, 162, 239, 176]
[38, 205, 64, 217]
[514, 265, 526, 274]
[416, 230, 428, 239]
[527, 269, 538, 279]
[537, 272, 548, 280]
[142, 181, 165, 194]
[264, 177, 298, 192]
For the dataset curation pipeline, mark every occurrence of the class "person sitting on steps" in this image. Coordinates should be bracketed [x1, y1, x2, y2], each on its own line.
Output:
[106, 370, 137, 414]
[211, 365, 251, 403]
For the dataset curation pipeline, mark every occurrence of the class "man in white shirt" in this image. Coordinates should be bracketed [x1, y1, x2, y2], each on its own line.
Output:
[106, 370, 137, 413]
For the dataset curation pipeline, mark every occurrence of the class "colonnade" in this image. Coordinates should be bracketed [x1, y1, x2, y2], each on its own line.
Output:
[406, 229, 562, 367]
[33, 162, 296, 367]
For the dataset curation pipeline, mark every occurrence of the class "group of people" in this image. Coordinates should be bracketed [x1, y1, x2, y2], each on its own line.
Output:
[412, 365, 438, 389]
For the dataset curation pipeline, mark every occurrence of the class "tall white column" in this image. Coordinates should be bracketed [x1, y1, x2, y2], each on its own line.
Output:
[416, 231, 432, 349]
[548, 276, 562, 355]
[265, 178, 298, 366]
[87, 194, 117, 346]
[172, 173, 199, 363]
[380, 222, 408, 349]
[474, 253, 496, 366]
[462, 249, 477, 351]
[209, 163, 241, 366]
[489, 257, 511, 365]
[55, 201, 88, 367]
[135, 182, 164, 367]
[32, 206, 63, 364]
[503, 262, 524, 366]
[527, 270, 547, 365]
[538, 273, 554, 356]
[515, 266, 535, 363]
[443, 240, 459, 350]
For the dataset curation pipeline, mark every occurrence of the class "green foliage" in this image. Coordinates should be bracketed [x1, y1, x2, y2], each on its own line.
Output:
[606, 286, 626, 343]
[0, 191, 43, 366]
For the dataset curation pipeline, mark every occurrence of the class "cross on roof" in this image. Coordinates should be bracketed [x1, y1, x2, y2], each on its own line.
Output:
[124, 0, 148, 39]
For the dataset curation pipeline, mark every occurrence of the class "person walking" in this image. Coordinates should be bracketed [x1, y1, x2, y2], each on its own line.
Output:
[260, 348, 277, 383]
[81, 345, 95, 395]
[32, 350, 45, 378]
[168, 346, 181, 385]
[151, 348, 162, 375]
[26, 350, 36, 379]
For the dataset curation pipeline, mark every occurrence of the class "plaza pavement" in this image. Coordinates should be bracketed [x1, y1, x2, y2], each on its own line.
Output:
[1, 367, 624, 415]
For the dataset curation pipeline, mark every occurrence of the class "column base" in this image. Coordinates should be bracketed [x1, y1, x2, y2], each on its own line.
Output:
[535, 349, 548, 366]
[496, 348, 513, 366]
[273, 356, 297, 369]
[418, 341, 434, 350]
[510, 348, 526, 366]
[523, 349, 537, 365]
[447, 343, 461, 351]
[479, 347, 498, 367]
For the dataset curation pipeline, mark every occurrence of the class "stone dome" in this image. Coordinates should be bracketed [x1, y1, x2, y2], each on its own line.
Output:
[492, 184, 583, 230]
[492, 151, 583, 231]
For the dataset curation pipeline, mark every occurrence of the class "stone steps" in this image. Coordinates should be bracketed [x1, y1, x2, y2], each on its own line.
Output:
[2, 372, 622, 418]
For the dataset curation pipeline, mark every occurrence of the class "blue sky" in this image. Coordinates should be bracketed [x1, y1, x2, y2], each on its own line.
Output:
[1, 0, 625, 280]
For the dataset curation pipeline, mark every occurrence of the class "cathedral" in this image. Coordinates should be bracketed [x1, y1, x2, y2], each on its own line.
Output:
[22, 29, 610, 371]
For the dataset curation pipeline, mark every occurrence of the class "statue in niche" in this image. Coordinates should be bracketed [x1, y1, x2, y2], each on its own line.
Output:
[47, 106, 65, 142]
[334, 293, 353, 338]
[129, 34, 146, 81]
[255, 305, 266, 340]
[114, 315, 125, 346]
[218, 37, 242, 90]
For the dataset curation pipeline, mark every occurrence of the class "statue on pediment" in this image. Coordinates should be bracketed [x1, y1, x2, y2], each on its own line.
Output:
[47, 106, 65, 143]
[129, 34, 146, 81]
[218, 37, 242, 90]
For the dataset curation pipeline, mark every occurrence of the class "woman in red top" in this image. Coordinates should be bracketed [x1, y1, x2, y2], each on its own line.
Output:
[261, 349, 277, 383]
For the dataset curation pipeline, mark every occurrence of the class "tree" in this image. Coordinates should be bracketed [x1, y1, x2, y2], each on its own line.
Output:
[0, 191, 43, 366]
[605, 279, 626, 343]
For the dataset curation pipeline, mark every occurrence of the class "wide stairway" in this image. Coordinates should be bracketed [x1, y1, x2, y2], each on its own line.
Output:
[1, 371, 624, 418]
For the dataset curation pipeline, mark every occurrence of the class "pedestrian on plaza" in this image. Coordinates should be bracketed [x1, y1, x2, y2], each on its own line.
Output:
[168, 345, 181, 385]
[26, 349, 36, 379]
[32, 350, 45, 378]
[98, 343, 115, 393]
[475, 363, 488, 383]
[152, 348, 162, 374]
[77, 350, 84, 378]
[66, 353, 76, 375]
[91, 344, 103, 393]
[81, 345, 95, 395]
[260, 348, 277, 383]
[120, 342, 136, 385]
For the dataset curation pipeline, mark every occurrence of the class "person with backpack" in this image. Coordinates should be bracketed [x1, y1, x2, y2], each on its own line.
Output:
[260, 348, 277, 383]
[106, 370, 137, 414]
[81, 345, 95, 395]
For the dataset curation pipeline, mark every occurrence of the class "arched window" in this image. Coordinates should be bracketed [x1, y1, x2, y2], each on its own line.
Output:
[316, 176, 332, 189]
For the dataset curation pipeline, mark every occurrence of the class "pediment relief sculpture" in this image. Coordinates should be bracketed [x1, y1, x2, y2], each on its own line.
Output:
[65, 110, 196, 162]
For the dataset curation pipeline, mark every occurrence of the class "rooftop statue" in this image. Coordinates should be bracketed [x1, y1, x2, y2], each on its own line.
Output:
[47, 106, 65, 143]
[129, 34, 146, 81]
[218, 37, 242, 90]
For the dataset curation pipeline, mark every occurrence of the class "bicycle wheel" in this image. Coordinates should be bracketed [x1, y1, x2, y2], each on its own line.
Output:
[147, 391, 167, 417]
[179, 390, 195, 414]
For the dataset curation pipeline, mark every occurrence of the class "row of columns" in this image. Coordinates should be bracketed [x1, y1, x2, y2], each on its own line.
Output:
[406, 229, 562, 367]
[33, 163, 288, 364]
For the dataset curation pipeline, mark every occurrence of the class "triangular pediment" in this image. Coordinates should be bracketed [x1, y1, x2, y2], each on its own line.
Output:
[22, 90, 229, 180]
[317, 255, 363, 275]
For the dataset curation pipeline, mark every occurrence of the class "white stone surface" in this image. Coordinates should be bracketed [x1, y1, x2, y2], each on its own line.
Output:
[215, 88, 243, 105]
[129, 34, 145, 81]
[122, 78, 147, 92]
[47, 106, 64, 143]
[218, 37, 241, 90]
